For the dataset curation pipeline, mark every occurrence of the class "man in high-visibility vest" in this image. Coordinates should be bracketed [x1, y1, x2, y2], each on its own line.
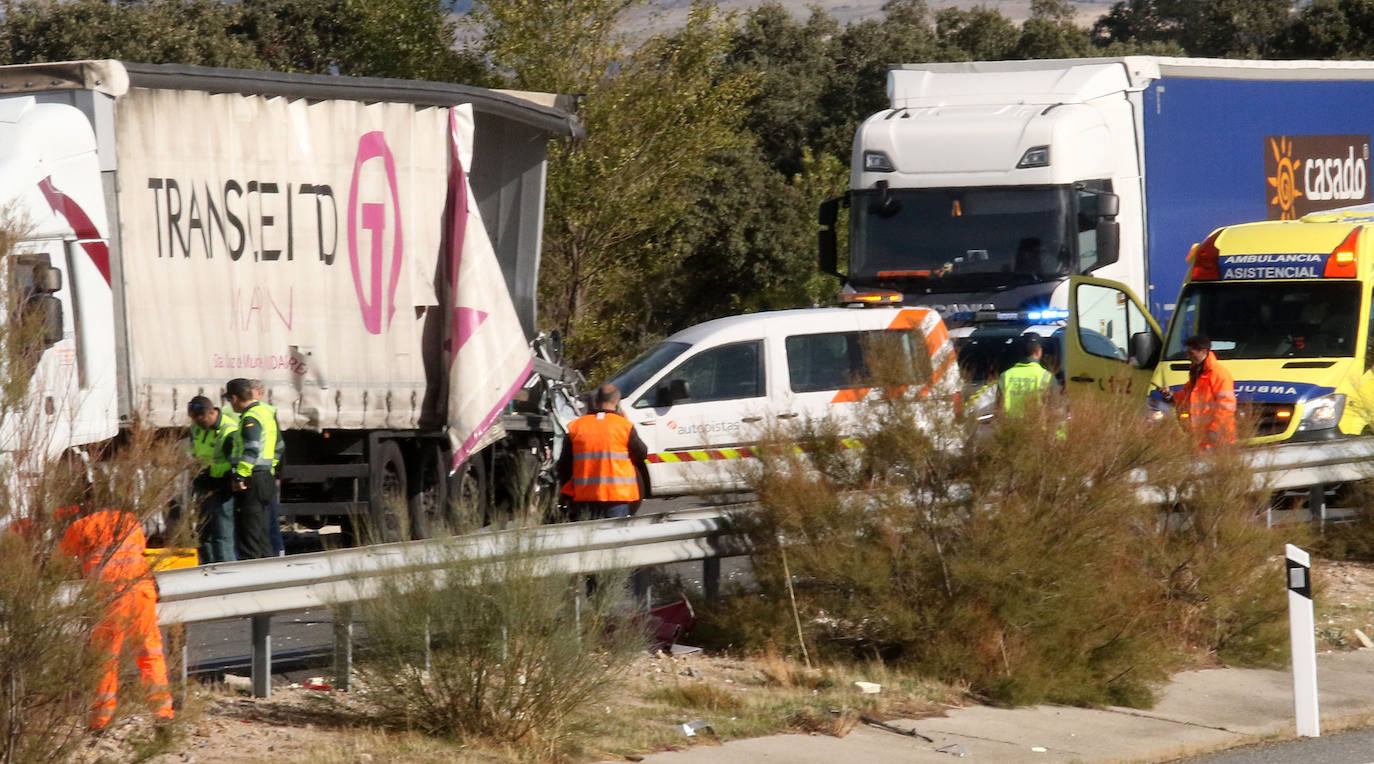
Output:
[1160, 334, 1236, 448]
[225, 378, 276, 560]
[558, 384, 647, 520]
[250, 380, 285, 556]
[59, 506, 174, 730]
[187, 395, 238, 564]
[998, 335, 1054, 418]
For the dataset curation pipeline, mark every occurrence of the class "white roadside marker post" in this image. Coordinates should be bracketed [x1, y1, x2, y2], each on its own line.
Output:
[1286, 543, 1320, 737]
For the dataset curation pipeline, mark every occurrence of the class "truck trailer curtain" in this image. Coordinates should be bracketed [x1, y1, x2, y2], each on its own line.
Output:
[115, 88, 454, 430]
[444, 105, 533, 470]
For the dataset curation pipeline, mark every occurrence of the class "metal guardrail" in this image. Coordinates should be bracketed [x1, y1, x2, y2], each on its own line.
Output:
[158, 438, 1374, 698]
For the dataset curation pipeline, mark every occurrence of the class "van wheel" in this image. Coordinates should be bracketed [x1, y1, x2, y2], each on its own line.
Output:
[366, 440, 407, 543]
[409, 443, 451, 539]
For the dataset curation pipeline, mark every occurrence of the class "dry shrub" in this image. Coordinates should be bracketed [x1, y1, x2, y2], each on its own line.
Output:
[354, 547, 646, 757]
[0, 213, 195, 762]
[734, 382, 1287, 708]
[788, 707, 857, 737]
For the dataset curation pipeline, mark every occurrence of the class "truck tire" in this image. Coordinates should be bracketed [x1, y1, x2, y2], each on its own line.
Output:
[408, 442, 451, 539]
[449, 452, 489, 530]
[367, 440, 408, 543]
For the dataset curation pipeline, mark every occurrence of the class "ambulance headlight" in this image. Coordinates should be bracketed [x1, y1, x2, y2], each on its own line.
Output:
[1297, 394, 1345, 432]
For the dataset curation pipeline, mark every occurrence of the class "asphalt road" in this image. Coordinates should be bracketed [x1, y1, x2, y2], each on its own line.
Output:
[1176, 729, 1374, 763]
[184, 495, 752, 675]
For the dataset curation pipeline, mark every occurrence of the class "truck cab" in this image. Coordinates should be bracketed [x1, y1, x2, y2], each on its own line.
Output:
[821, 62, 1136, 319]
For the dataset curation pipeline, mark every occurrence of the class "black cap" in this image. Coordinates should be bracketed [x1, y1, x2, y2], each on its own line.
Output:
[187, 395, 214, 414]
[224, 378, 254, 400]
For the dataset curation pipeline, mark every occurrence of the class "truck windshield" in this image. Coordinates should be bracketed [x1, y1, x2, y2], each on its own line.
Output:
[1165, 281, 1361, 360]
[849, 186, 1074, 290]
[605, 341, 692, 397]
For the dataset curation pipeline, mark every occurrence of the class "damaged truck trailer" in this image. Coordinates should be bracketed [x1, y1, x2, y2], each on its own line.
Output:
[0, 60, 582, 541]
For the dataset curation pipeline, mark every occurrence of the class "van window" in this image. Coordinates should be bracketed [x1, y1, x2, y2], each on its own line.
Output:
[786, 332, 864, 392]
[643, 340, 764, 406]
[606, 341, 691, 400]
[786, 330, 930, 392]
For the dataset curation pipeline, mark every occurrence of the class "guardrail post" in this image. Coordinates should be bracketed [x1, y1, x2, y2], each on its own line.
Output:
[633, 569, 652, 609]
[1310, 484, 1326, 531]
[251, 615, 272, 699]
[703, 557, 720, 600]
[333, 605, 353, 692]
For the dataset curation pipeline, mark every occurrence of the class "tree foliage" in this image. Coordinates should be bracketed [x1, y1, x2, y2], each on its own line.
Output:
[0, 0, 479, 80]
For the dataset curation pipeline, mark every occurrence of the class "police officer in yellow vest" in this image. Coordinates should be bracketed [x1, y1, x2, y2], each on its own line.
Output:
[250, 379, 286, 556]
[558, 384, 648, 520]
[998, 335, 1053, 418]
[188, 395, 239, 563]
[225, 378, 277, 559]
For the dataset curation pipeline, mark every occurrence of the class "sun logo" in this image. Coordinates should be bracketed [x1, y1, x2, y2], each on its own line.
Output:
[1267, 136, 1303, 219]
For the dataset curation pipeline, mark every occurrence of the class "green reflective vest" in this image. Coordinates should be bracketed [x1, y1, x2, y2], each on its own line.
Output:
[999, 361, 1052, 418]
[234, 402, 279, 478]
[257, 401, 285, 471]
[191, 410, 239, 478]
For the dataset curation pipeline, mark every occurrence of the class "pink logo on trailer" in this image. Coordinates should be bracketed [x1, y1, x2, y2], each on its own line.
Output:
[348, 132, 404, 335]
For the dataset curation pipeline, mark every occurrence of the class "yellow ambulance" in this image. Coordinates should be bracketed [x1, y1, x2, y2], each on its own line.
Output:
[1073, 208, 1374, 443]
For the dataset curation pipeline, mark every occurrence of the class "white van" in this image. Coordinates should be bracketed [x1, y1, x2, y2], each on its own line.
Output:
[603, 307, 958, 496]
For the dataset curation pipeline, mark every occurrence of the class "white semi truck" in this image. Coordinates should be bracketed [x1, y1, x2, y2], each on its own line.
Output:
[822, 57, 1374, 326]
[0, 60, 582, 540]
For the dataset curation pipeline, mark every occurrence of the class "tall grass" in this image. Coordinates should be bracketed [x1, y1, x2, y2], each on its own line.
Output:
[731, 371, 1287, 708]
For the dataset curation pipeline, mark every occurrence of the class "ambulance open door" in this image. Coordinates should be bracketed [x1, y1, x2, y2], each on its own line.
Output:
[1065, 276, 1162, 398]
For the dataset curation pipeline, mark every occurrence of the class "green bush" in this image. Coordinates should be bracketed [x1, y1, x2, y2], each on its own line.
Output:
[734, 387, 1287, 708]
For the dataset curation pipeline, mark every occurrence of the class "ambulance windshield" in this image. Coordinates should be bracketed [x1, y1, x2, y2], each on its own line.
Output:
[1165, 281, 1361, 360]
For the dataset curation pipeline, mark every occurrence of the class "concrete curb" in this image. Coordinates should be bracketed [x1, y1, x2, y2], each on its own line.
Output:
[621, 649, 1374, 763]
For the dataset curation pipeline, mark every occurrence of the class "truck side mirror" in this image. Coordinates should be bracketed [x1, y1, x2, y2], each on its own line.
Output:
[1129, 331, 1159, 370]
[35, 264, 62, 293]
[1095, 219, 1120, 268]
[656, 379, 690, 407]
[1096, 192, 1119, 219]
[818, 196, 843, 279]
[34, 294, 63, 346]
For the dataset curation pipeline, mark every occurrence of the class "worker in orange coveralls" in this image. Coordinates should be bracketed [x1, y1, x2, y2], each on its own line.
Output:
[58, 506, 174, 731]
[1160, 334, 1236, 448]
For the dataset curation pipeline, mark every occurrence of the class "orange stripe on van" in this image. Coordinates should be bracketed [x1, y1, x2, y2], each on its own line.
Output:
[831, 387, 870, 403]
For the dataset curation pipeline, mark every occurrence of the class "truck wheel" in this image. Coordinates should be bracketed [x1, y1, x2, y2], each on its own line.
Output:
[409, 443, 451, 539]
[449, 452, 489, 531]
[367, 440, 408, 543]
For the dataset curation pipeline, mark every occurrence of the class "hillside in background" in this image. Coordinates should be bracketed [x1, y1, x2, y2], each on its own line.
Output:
[624, 0, 1114, 36]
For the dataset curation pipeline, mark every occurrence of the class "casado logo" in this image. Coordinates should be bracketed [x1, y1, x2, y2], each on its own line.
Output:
[348, 132, 404, 335]
[1265, 134, 1371, 220]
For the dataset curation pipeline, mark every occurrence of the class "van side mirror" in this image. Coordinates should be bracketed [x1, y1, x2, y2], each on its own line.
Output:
[818, 196, 843, 279]
[656, 379, 691, 407]
[1129, 331, 1159, 370]
[1095, 219, 1120, 268]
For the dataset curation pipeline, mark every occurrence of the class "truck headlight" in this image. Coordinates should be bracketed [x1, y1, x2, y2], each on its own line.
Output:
[1297, 394, 1346, 432]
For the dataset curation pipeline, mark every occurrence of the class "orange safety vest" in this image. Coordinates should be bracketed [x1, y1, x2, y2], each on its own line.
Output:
[566, 411, 640, 503]
[58, 510, 152, 584]
[1178, 351, 1236, 447]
